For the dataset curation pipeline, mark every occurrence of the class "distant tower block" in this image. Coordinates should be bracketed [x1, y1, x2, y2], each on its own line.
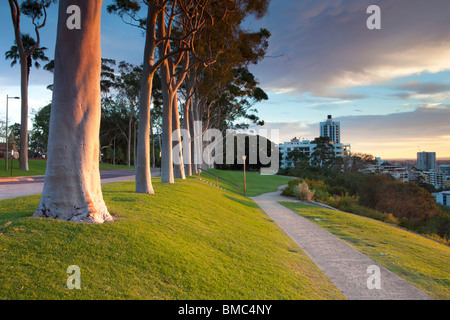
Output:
[320, 115, 340, 144]
[417, 152, 436, 171]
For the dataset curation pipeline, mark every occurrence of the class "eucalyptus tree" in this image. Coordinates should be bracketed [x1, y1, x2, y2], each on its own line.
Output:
[108, 0, 170, 192]
[34, 0, 113, 223]
[7, 0, 55, 171]
[108, 0, 217, 188]
[108, 0, 271, 187]
[114, 62, 143, 167]
[184, 26, 270, 171]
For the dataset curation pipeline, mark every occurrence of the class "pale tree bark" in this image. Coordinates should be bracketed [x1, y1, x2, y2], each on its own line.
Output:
[183, 98, 192, 177]
[182, 70, 198, 177]
[160, 57, 174, 183]
[191, 95, 201, 174]
[135, 3, 159, 194]
[172, 96, 185, 179]
[34, 0, 112, 223]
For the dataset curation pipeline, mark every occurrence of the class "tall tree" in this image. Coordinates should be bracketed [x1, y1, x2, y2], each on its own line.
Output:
[34, 0, 113, 223]
[108, 0, 163, 193]
[310, 137, 337, 168]
[30, 103, 51, 157]
[7, 0, 55, 171]
[115, 62, 142, 167]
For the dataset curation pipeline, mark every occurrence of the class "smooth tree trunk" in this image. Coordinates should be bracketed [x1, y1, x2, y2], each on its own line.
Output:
[34, 0, 112, 223]
[160, 58, 174, 183]
[183, 99, 192, 177]
[172, 96, 186, 179]
[135, 3, 158, 194]
[19, 58, 29, 171]
[191, 95, 202, 173]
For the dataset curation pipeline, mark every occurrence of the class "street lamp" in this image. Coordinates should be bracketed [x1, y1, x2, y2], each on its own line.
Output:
[243, 155, 247, 196]
[5, 95, 20, 171]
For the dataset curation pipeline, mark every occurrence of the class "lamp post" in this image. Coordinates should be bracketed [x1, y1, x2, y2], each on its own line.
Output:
[243, 155, 247, 196]
[5, 95, 20, 171]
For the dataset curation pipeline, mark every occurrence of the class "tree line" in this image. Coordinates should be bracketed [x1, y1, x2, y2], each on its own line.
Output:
[6, 0, 271, 223]
[281, 165, 450, 244]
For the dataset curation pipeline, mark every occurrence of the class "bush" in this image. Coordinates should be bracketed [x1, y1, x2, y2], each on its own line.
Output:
[281, 179, 303, 197]
[294, 181, 315, 201]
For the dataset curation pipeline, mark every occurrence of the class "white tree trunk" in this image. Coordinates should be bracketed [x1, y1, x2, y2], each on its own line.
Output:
[135, 3, 158, 194]
[160, 58, 174, 183]
[172, 96, 186, 179]
[183, 99, 192, 177]
[34, 0, 112, 223]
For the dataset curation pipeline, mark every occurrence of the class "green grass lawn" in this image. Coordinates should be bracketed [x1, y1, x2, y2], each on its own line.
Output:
[197, 169, 292, 197]
[0, 159, 134, 178]
[280, 202, 450, 300]
[0, 178, 344, 300]
[0, 159, 48, 177]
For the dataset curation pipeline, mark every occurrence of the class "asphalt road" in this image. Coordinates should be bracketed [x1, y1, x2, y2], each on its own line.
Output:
[0, 169, 161, 200]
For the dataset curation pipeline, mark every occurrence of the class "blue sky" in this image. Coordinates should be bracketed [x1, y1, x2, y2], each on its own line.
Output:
[1, 0, 450, 159]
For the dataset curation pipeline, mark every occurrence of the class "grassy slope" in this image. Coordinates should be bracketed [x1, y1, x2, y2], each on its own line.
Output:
[0, 159, 134, 178]
[197, 169, 292, 197]
[280, 202, 450, 300]
[0, 179, 344, 300]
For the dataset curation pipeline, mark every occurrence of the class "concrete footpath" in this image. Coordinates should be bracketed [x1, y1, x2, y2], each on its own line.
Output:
[251, 189, 433, 300]
[0, 169, 160, 200]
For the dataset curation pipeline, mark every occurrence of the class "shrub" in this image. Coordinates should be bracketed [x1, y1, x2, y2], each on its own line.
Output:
[282, 179, 303, 197]
[294, 181, 315, 201]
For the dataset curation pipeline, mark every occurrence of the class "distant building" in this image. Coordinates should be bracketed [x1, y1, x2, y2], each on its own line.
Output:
[320, 115, 340, 144]
[433, 191, 450, 206]
[417, 152, 436, 171]
[279, 137, 350, 169]
[438, 165, 450, 181]
[378, 162, 409, 183]
[425, 170, 445, 190]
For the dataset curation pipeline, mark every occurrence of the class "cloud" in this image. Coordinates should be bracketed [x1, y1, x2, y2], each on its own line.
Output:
[395, 82, 450, 95]
[251, 0, 450, 98]
[260, 107, 450, 158]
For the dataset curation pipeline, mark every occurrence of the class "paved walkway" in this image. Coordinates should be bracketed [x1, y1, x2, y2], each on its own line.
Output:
[0, 169, 160, 200]
[251, 188, 433, 300]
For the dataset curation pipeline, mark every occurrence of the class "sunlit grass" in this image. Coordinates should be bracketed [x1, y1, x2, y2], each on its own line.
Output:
[195, 169, 292, 197]
[280, 202, 450, 300]
[0, 178, 344, 300]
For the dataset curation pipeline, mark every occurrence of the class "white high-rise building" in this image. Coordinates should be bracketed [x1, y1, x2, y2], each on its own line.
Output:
[320, 115, 340, 144]
[417, 152, 436, 171]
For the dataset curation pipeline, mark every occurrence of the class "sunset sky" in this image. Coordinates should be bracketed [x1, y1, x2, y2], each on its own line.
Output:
[1, 0, 449, 159]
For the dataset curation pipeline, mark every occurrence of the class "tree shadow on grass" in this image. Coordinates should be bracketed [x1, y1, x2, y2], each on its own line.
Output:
[223, 194, 259, 209]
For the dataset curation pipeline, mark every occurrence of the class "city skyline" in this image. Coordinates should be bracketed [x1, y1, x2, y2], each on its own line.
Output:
[1, 1, 449, 159]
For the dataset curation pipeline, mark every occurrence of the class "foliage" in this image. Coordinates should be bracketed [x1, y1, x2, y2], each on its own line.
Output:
[5, 33, 49, 76]
[30, 103, 51, 156]
[280, 169, 449, 243]
[310, 137, 338, 169]
[294, 181, 315, 201]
